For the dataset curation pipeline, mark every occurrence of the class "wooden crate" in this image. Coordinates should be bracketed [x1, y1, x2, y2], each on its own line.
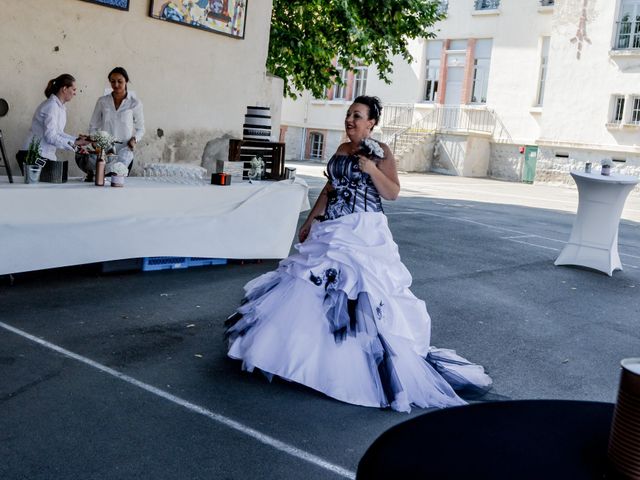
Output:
[228, 139, 286, 180]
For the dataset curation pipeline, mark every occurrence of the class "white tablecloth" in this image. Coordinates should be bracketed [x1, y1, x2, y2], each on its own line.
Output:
[0, 177, 310, 275]
[555, 171, 638, 275]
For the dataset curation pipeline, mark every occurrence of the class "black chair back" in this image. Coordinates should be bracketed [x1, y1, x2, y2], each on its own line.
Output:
[0, 129, 14, 183]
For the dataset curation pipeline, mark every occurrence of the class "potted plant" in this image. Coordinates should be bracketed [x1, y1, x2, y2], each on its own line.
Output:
[24, 137, 45, 184]
[107, 161, 128, 187]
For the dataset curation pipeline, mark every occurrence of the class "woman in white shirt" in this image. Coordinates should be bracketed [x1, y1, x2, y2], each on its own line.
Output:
[20, 73, 89, 164]
[89, 67, 145, 172]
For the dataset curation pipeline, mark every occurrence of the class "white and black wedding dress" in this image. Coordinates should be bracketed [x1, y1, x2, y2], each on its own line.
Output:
[225, 154, 491, 412]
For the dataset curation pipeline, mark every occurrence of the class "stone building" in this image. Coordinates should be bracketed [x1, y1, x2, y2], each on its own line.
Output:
[281, 0, 640, 186]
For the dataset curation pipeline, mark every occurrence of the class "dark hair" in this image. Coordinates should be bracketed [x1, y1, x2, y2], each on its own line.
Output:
[353, 95, 383, 126]
[108, 67, 130, 83]
[44, 74, 75, 98]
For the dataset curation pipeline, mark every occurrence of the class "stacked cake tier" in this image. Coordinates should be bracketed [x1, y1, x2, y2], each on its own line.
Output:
[243, 106, 271, 141]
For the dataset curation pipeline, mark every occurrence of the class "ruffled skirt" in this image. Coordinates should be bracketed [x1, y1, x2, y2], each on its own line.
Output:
[225, 212, 491, 412]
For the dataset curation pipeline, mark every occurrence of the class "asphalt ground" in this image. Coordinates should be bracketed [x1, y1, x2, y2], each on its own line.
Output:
[1, 164, 639, 479]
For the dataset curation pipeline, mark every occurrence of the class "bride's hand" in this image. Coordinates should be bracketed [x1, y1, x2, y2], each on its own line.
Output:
[298, 222, 312, 243]
[358, 155, 375, 174]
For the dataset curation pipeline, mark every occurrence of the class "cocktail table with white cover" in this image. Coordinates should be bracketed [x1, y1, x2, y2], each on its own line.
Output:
[0, 177, 310, 275]
[554, 171, 638, 276]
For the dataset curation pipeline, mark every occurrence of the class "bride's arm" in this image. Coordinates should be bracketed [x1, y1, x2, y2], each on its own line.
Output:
[298, 180, 332, 242]
[358, 142, 400, 200]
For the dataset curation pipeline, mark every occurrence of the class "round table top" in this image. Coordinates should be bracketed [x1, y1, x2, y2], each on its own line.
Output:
[570, 170, 639, 185]
[357, 400, 614, 480]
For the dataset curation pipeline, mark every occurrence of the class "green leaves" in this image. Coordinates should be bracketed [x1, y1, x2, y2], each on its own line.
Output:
[26, 137, 42, 165]
[268, 0, 444, 98]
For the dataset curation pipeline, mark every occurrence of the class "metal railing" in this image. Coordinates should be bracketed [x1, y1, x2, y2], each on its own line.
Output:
[379, 105, 510, 155]
[381, 104, 415, 128]
[613, 21, 640, 50]
[384, 114, 436, 155]
[474, 0, 500, 10]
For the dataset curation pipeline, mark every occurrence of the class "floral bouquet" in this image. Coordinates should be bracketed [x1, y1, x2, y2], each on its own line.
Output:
[600, 158, 613, 168]
[250, 155, 265, 171]
[91, 130, 117, 152]
[106, 162, 129, 178]
[359, 137, 384, 161]
[249, 155, 265, 180]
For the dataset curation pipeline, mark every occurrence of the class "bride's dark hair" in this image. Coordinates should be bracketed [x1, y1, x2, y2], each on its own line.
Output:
[353, 95, 383, 126]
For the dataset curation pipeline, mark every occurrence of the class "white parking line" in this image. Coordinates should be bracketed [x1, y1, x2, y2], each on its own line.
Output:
[401, 185, 580, 208]
[0, 321, 356, 480]
[387, 210, 640, 269]
[500, 238, 561, 252]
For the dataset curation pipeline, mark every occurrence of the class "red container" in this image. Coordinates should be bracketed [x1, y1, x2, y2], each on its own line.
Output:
[211, 173, 231, 185]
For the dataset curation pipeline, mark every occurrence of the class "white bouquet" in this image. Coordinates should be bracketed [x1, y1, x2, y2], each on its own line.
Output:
[600, 158, 613, 168]
[92, 130, 117, 151]
[107, 162, 129, 177]
[359, 137, 385, 160]
[250, 155, 265, 170]
[249, 155, 265, 180]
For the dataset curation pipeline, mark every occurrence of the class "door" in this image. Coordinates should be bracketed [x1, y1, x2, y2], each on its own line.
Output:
[443, 53, 465, 130]
[522, 145, 538, 183]
[444, 54, 465, 105]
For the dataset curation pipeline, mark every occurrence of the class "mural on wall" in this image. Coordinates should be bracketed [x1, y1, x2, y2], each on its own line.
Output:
[557, 0, 598, 60]
[149, 0, 248, 39]
[570, 0, 591, 59]
[81, 0, 129, 10]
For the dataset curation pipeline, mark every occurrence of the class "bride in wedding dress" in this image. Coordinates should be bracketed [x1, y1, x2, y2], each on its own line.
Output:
[225, 95, 491, 412]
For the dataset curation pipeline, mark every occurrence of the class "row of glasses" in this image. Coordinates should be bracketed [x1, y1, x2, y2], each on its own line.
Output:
[143, 163, 207, 185]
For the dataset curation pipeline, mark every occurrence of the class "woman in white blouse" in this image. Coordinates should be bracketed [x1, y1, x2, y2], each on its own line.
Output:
[20, 73, 89, 164]
[89, 67, 145, 172]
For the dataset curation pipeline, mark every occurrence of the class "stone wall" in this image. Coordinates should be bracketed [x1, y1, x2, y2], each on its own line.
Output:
[431, 133, 490, 177]
[535, 148, 640, 189]
[488, 142, 640, 193]
[283, 126, 343, 162]
[283, 126, 304, 160]
[396, 135, 435, 173]
[489, 143, 523, 182]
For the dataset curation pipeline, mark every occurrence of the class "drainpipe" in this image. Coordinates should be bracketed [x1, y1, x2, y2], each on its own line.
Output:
[300, 92, 310, 160]
[300, 127, 307, 160]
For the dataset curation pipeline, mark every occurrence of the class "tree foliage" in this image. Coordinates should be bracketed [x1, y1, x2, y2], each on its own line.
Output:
[267, 0, 445, 99]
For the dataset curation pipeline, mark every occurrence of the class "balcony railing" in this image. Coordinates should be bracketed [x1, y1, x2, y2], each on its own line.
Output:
[474, 0, 500, 10]
[432, 106, 496, 135]
[381, 104, 415, 129]
[614, 20, 640, 50]
[379, 105, 513, 155]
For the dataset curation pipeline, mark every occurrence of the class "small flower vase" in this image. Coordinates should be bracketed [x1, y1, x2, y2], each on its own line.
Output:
[110, 175, 125, 187]
[601, 165, 611, 176]
[249, 165, 263, 182]
[25, 165, 42, 184]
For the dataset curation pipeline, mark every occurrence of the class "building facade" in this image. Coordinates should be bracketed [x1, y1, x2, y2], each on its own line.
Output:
[281, 0, 640, 185]
[0, 0, 280, 176]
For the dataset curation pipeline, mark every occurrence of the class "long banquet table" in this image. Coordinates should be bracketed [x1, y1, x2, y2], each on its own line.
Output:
[0, 176, 310, 275]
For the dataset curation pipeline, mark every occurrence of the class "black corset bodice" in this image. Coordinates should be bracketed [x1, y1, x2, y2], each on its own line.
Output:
[324, 154, 383, 221]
